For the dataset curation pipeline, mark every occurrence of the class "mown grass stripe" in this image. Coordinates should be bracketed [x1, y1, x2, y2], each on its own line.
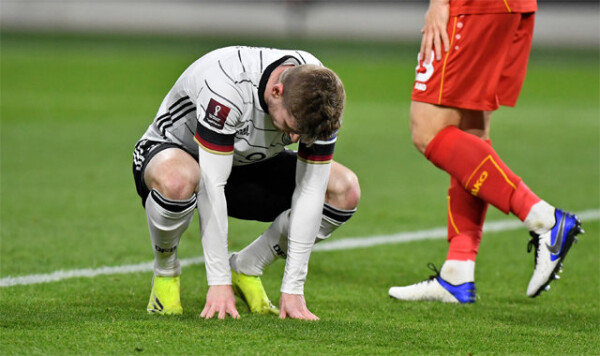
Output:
[1, 209, 597, 288]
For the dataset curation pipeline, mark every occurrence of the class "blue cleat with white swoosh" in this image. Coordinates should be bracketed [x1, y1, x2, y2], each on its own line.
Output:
[526, 209, 583, 297]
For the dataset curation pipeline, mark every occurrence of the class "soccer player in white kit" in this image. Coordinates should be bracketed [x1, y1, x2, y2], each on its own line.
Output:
[132, 46, 360, 320]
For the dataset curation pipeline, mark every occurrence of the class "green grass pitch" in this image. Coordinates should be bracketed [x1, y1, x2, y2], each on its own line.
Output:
[1, 32, 598, 354]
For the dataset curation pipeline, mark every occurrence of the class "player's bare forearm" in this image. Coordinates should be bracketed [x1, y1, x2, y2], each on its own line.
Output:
[279, 293, 319, 320]
[421, 0, 450, 62]
[200, 285, 240, 319]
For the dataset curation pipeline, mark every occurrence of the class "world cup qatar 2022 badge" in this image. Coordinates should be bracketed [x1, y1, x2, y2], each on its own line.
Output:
[204, 98, 231, 129]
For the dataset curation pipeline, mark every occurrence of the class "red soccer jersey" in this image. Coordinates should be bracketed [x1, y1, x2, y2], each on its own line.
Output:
[450, 0, 537, 16]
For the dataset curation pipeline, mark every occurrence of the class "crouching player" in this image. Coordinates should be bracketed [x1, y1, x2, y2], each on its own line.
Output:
[132, 46, 360, 320]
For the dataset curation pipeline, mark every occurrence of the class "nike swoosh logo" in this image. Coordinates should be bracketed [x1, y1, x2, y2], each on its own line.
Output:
[546, 214, 565, 255]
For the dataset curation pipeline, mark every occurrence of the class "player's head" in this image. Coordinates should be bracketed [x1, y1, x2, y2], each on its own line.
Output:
[270, 64, 345, 144]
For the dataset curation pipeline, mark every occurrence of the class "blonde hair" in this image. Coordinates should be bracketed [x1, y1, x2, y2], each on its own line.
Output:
[280, 64, 345, 144]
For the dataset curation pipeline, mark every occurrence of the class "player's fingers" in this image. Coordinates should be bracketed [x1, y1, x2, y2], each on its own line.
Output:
[421, 32, 429, 62]
[302, 311, 319, 321]
[200, 304, 209, 318]
[419, 33, 427, 61]
[218, 307, 226, 320]
[433, 30, 442, 61]
[440, 27, 450, 53]
[230, 310, 240, 319]
[280, 304, 296, 319]
[227, 304, 240, 319]
[287, 308, 314, 320]
[423, 32, 434, 63]
[305, 308, 319, 321]
[288, 311, 302, 319]
[204, 305, 217, 319]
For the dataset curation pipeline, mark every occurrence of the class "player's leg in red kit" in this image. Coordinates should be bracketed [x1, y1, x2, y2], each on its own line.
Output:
[389, 103, 583, 302]
[443, 112, 492, 286]
[391, 11, 583, 303]
[390, 110, 489, 303]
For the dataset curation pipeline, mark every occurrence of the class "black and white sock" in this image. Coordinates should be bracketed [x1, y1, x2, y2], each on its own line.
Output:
[145, 189, 196, 277]
[231, 203, 357, 276]
[316, 203, 357, 241]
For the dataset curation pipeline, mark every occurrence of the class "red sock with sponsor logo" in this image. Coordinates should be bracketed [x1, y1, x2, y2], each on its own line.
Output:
[426, 126, 540, 220]
[446, 140, 491, 261]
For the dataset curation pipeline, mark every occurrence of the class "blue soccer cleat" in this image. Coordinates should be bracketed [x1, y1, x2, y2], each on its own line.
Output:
[526, 209, 583, 297]
[388, 264, 476, 304]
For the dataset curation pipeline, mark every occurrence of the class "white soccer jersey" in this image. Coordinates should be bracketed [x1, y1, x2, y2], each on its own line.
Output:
[138, 46, 337, 294]
[140, 46, 322, 166]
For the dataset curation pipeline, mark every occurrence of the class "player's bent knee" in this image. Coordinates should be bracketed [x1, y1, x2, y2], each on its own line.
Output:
[410, 130, 430, 154]
[144, 148, 200, 200]
[410, 120, 433, 154]
[344, 171, 361, 209]
[410, 108, 431, 154]
[154, 173, 198, 201]
[410, 101, 463, 154]
[326, 166, 361, 210]
[147, 167, 199, 201]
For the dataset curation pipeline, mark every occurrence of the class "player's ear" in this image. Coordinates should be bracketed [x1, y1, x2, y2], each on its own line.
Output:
[272, 83, 284, 98]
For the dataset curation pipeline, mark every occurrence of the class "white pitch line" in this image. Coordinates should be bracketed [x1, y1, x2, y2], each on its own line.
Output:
[1, 209, 598, 288]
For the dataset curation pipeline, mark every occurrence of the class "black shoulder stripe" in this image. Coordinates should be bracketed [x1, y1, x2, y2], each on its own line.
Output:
[168, 96, 191, 111]
[172, 106, 196, 121]
[170, 99, 193, 113]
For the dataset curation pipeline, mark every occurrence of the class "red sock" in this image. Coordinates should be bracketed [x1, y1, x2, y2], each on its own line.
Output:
[510, 181, 539, 221]
[426, 126, 540, 219]
[446, 140, 491, 261]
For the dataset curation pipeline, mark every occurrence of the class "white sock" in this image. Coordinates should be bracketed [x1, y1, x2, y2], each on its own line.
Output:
[145, 189, 196, 277]
[523, 200, 556, 235]
[232, 203, 357, 275]
[316, 204, 357, 241]
[440, 260, 475, 285]
[231, 210, 290, 276]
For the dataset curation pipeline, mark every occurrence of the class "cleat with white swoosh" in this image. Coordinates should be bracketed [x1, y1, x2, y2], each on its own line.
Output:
[526, 209, 583, 298]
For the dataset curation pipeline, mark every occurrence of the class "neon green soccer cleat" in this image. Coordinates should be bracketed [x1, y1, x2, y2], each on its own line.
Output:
[231, 270, 279, 315]
[147, 276, 183, 315]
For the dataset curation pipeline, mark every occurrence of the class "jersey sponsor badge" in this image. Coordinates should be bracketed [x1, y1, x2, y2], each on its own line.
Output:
[204, 98, 231, 130]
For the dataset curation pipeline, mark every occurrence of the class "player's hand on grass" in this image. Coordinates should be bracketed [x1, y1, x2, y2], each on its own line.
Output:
[279, 293, 319, 321]
[421, 0, 450, 62]
[200, 285, 240, 319]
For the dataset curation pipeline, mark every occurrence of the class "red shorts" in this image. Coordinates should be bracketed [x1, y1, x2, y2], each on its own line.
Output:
[411, 12, 535, 111]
